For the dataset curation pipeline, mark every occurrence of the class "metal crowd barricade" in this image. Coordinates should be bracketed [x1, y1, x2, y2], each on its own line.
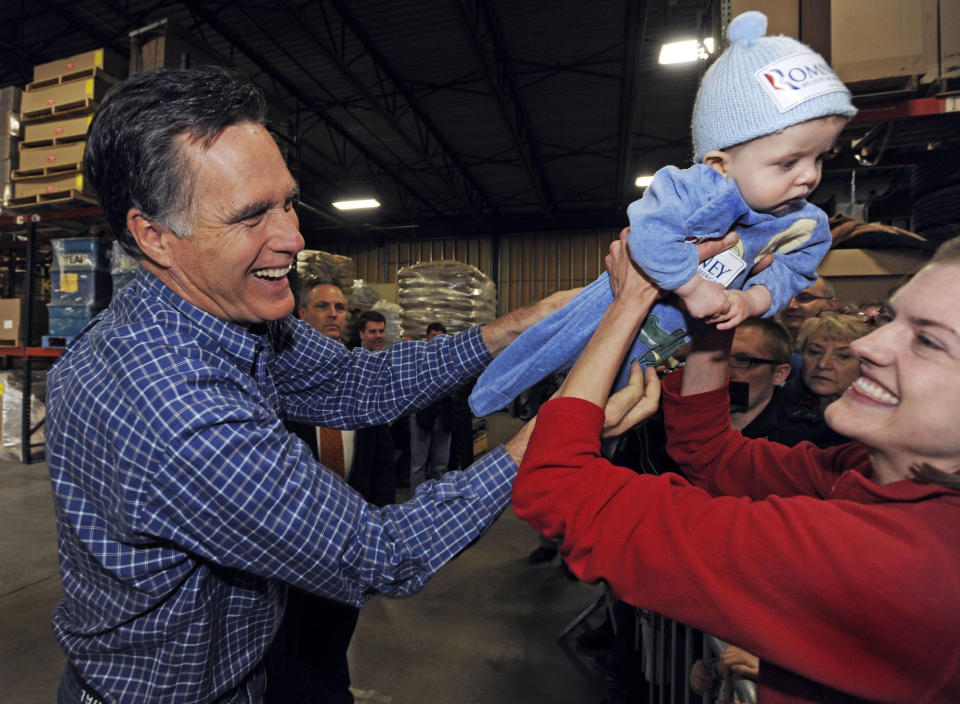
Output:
[637, 611, 711, 704]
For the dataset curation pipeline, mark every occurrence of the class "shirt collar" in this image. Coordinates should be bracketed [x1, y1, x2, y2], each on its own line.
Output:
[137, 268, 286, 369]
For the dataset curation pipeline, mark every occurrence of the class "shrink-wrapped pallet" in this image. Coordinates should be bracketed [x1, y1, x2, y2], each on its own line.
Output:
[371, 299, 402, 346]
[349, 279, 380, 310]
[0, 370, 46, 461]
[397, 260, 496, 338]
[296, 250, 354, 298]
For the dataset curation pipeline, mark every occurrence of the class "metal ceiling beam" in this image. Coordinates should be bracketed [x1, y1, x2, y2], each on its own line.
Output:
[180, 0, 449, 225]
[223, 2, 455, 224]
[615, 0, 646, 208]
[32, 0, 129, 60]
[309, 0, 500, 229]
[451, 0, 555, 219]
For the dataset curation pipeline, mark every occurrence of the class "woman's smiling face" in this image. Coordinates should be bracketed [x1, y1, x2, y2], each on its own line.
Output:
[826, 263, 960, 480]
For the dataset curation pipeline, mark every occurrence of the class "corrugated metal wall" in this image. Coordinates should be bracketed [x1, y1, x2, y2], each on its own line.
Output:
[320, 229, 619, 314]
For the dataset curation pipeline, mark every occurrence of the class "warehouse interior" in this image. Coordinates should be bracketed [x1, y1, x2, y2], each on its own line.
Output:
[1, 0, 959, 702]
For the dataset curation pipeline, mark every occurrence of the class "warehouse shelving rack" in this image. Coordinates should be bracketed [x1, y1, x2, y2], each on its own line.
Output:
[0, 205, 104, 463]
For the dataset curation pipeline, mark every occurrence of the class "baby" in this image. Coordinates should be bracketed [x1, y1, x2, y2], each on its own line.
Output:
[469, 11, 856, 417]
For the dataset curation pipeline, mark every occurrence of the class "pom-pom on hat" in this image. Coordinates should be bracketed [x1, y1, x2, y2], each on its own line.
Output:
[691, 11, 855, 162]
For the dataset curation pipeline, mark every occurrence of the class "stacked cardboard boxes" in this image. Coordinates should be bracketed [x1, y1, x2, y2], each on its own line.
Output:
[729, 0, 955, 91]
[0, 86, 21, 209]
[8, 48, 124, 210]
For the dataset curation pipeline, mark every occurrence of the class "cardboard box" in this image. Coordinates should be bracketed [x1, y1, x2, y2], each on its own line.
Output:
[32, 48, 126, 84]
[0, 299, 20, 345]
[831, 0, 939, 85]
[16, 141, 84, 173]
[22, 113, 91, 145]
[0, 299, 44, 345]
[20, 77, 112, 118]
[130, 19, 228, 73]
[472, 431, 488, 458]
[2, 111, 20, 138]
[942, 0, 960, 79]
[818, 247, 929, 304]
[0, 86, 21, 116]
[732, 0, 800, 39]
[728, 1, 830, 59]
[0, 135, 18, 164]
[12, 171, 86, 199]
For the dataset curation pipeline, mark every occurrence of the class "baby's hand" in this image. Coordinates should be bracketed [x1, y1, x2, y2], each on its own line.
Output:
[675, 277, 728, 319]
[706, 290, 749, 329]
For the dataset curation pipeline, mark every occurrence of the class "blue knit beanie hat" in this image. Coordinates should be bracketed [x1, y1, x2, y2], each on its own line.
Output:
[692, 11, 856, 162]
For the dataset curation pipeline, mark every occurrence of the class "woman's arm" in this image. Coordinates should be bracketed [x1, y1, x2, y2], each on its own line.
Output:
[679, 323, 734, 396]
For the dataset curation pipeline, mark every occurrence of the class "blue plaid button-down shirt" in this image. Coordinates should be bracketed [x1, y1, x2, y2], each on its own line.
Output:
[47, 270, 517, 703]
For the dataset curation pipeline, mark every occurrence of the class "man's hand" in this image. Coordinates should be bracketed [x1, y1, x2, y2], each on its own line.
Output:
[689, 659, 716, 696]
[601, 362, 661, 438]
[720, 645, 760, 681]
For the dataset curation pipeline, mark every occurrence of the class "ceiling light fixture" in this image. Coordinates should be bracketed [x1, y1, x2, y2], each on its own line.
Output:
[332, 199, 381, 210]
[635, 175, 655, 188]
[658, 37, 714, 65]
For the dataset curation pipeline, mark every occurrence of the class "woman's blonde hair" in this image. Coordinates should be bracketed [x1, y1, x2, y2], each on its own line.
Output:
[795, 312, 873, 353]
[910, 236, 960, 490]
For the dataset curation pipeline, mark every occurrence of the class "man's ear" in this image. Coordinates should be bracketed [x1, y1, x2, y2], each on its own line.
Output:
[126, 209, 174, 267]
[773, 363, 792, 386]
[702, 150, 732, 176]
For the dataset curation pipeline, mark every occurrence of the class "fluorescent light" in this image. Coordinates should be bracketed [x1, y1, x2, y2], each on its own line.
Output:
[658, 37, 714, 65]
[635, 175, 655, 188]
[332, 199, 380, 210]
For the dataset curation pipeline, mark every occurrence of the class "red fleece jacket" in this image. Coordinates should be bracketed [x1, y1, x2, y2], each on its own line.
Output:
[512, 371, 960, 703]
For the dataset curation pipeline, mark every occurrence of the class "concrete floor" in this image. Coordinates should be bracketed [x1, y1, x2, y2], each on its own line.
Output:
[0, 411, 612, 703]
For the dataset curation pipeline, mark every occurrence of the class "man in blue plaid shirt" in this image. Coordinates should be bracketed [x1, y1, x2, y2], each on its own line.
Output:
[47, 65, 595, 704]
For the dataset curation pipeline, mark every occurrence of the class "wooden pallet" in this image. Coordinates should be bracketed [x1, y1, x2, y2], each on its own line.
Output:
[42, 334, 74, 348]
[20, 99, 99, 122]
[20, 133, 87, 149]
[12, 161, 83, 179]
[5, 188, 98, 210]
[25, 67, 119, 91]
[937, 76, 960, 98]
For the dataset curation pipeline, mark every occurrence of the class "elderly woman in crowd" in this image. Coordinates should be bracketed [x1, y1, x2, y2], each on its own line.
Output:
[511, 231, 960, 703]
[780, 312, 874, 447]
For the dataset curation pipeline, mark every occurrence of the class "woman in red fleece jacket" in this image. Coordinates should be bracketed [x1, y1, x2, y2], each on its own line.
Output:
[512, 232, 960, 703]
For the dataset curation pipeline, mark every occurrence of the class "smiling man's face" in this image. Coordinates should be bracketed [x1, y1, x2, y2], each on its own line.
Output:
[161, 122, 304, 328]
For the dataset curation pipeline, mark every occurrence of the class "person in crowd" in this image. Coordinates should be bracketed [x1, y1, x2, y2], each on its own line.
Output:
[267, 277, 394, 704]
[408, 322, 454, 490]
[512, 229, 960, 702]
[725, 318, 792, 435]
[858, 300, 884, 325]
[298, 277, 350, 341]
[469, 10, 854, 418]
[605, 318, 787, 703]
[356, 310, 387, 351]
[780, 312, 873, 447]
[778, 275, 840, 341]
[46, 64, 647, 704]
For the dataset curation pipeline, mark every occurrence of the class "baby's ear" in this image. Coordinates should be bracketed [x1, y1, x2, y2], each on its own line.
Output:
[702, 150, 731, 176]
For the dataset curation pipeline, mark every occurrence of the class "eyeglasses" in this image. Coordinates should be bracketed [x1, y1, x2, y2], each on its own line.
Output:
[728, 354, 782, 370]
[793, 293, 834, 304]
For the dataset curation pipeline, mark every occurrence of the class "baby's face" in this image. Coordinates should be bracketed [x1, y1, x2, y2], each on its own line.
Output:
[710, 116, 847, 214]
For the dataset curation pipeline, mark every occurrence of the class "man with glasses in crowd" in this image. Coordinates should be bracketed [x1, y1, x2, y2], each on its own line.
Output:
[778, 275, 839, 374]
[778, 275, 839, 341]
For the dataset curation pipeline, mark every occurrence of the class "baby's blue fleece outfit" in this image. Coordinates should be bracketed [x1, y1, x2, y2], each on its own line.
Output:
[469, 164, 832, 416]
